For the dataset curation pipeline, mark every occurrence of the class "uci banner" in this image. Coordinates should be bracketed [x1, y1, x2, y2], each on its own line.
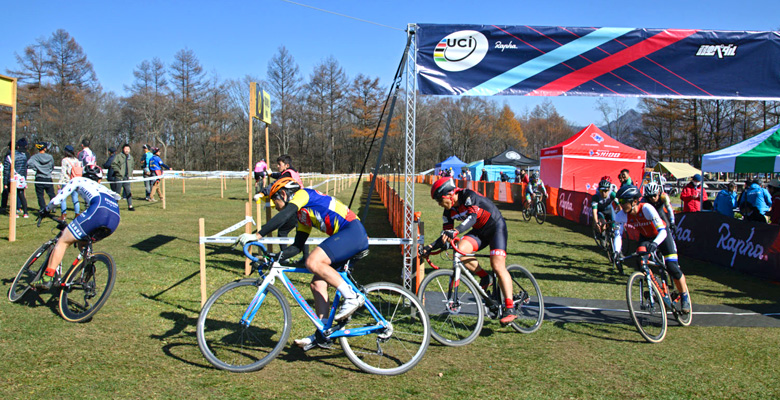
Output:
[415, 24, 780, 99]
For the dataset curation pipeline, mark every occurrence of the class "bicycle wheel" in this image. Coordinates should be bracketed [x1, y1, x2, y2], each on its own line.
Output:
[9, 241, 53, 302]
[340, 283, 430, 375]
[592, 224, 605, 249]
[522, 206, 531, 221]
[626, 271, 667, 343]
[197, 279, 291, 372]
[58, 252, 116, 322]
[506, 265, 544, 334]
[535, 201, 546, 224]
[418, 269, 484, 346]
[672, 293, 693, 327]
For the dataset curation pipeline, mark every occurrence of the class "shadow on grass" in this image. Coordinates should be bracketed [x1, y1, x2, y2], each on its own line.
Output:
[549, 321, 643, 343]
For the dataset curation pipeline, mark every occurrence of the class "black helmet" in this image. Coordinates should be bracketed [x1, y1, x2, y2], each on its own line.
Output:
[598, 176, 612, 191]
[616, 185, 641, 201]
[83, 165, 103, 182]
[431, 177, 456, 200]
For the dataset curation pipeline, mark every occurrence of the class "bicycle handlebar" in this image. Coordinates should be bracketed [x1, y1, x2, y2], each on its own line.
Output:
[37, 211, 67, 230]
[243, 241, 268, 263]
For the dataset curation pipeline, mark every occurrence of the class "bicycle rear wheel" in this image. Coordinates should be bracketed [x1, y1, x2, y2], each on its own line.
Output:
[340, 283, 430, 375]
[506, 265, 544, 334]
[9, 241, 53, 302]
[672, 293, 693, 327]
[418, 269, 484, 346]
[58, 252, 116, 322]
[626, 271, 667, 343]
[197, 279, 291, 372]
[522, 204, 532, 221]
[535, 202, 546, 224]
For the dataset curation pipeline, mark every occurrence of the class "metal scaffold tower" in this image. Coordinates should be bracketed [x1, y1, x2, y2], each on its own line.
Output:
[402, 24, 417, 289]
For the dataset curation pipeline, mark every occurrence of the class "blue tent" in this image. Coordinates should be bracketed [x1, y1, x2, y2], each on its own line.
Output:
[435, 155, 467, 178]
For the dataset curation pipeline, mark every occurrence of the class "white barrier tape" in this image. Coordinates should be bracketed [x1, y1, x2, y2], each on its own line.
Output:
[212, 216, 256, 238]
[200, 236, 415, 245]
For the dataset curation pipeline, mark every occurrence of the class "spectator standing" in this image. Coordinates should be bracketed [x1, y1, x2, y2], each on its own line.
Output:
[148, 147, 171, 202]
[519, 169, 529, 184]
[11, 138, 30, 217]
[768, 179, 780, 225]
[480, 168, 488, 182]
[463, 169, 471, 181]
[1, 141, 12, 212]
[499, 171, 509, 182]
[269, 154, 303, 186]
[77, 138, 96, 167]
[59, 145, 83, 220]
[680, 174, 708, 212]
[714, 182, 738, 217]
[618, 168, 633, 187]
[141, 144, 153, 201]
[27, 142, 57, 214]
[254, 159, 269, 192]
[739, 178, 772, 223]
[110, 144, 136, 212]
[103, 147, 119, 193]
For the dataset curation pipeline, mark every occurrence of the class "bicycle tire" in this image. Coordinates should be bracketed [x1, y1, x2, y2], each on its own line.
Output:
[535, 202, 546, 224]
[9, 241, 53, 302]
[592, 224, 605, 249]
[672, 294, 693, 327]
[522, 204, 532, 221]
[626, 271, 667, 343]
[197, 279, 291, 373]
[340, 282, 430, 375]
[58, 252, 116, 322]
[506, 265, 544, 334]
[417, 269, 484, 346]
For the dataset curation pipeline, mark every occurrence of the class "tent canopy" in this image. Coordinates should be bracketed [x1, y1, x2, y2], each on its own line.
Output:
[540, 124, 646, 193]
[702, 124, 780, 173]
[653, 162, 701, 179]
[484, 148, 539, 167]
[435, 155, 468, 178]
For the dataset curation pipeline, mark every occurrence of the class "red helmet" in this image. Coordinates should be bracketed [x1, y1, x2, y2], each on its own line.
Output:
[431, 177, 456, 200]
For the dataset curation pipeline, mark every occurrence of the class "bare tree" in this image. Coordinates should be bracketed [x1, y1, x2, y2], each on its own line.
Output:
[266, 46, 302, 156]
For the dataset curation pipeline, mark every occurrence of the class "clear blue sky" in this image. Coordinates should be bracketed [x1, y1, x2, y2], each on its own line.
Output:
[1, 0, 776, 126]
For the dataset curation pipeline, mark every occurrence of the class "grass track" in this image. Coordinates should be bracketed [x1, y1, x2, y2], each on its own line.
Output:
[0, 178, 778, 399]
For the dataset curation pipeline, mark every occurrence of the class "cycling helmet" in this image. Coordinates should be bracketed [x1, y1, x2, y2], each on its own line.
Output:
[598, 176, 612, 191]
[267, 177, 301, 201]
[644, 182, 662, 197]
[616, 184, 641, 201]
[83, 165, 103, 182]
[431, 177, 456, 200]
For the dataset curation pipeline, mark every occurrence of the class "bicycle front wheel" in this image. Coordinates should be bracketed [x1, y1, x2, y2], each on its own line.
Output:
[9, 241, 53, 302]
[672, 293, 693, 327]
[592, 224, 605, 249]
[626, 271, 667, 343]
[506, 265, 544, 334]
[522, 205, 532, 221]
[535, 202, 546, 224]
[197, 279, 291, 373]
[340, 283, 430, 376]
[58, 252, 116, 322]
[418, 269, 484, 346]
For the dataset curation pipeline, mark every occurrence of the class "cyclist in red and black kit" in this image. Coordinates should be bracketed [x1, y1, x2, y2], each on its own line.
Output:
[419, 177, 517, 324]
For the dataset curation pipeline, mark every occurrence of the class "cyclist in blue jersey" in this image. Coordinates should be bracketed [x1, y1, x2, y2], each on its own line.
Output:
[237, 177, 369, 347]
[420, 177, 518, 324]
[34, 166, 121, 290]
[525, 172, 548, 210]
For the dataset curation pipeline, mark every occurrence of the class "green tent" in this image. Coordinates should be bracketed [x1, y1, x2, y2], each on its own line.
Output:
[702, 124, 780, 172]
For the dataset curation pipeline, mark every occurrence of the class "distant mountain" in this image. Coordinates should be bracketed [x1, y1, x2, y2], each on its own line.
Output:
[598, 109, 643, 147]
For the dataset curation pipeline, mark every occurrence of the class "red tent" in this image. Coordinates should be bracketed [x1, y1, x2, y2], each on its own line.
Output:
[540, 124, 646, 193]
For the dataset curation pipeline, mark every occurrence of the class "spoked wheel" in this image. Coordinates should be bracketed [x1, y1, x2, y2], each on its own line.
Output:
[535, 202, 546, 224]
[197, 279, 291, 372]
[418, 269, 484, 346]
[340, 283, 430, 375]
[611, 251, 624, 275]
[522, 204, 532, 221]
[506, 265, 544, 334]
[592, 224, 606, 248]
[626, 271, 667, 343]
[672, 292, 693, 327]
[58, 252, 116, 322]
[9, 241, 53, 302]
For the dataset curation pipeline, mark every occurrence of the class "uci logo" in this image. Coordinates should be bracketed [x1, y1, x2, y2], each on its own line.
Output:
[434, 30, 489, 72]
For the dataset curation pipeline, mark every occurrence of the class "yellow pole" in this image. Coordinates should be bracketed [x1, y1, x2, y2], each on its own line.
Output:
[199, 218, 207, 307]
[5, 76, 17, 241]
[220, 174, 224, 198]
[182, 170, 185, 194]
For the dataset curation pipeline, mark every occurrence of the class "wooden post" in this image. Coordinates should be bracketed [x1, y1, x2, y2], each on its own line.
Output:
[244, 202, 252, 276]
[326, 178, 329, 194]
[199, 218, 207, 307]
[182, 170, 185, 194]
[220, 174, 224, 198]
[162, 176, 166, 210]
[3, 75, 18, 242]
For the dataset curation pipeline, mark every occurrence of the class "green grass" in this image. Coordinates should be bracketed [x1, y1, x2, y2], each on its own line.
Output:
[0, 179, 778, 399]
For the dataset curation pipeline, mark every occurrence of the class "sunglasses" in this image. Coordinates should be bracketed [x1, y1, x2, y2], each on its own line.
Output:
[618, 198, 632, 205]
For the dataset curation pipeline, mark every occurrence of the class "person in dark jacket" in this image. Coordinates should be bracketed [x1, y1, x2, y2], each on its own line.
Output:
[103, 147, 118, 193]
[479, 168, 488, 182]
[110, 144, 135, 211]
[8, 138, 29, 217]
[27, 141, 56, 213]
[1, 141, 10, 212]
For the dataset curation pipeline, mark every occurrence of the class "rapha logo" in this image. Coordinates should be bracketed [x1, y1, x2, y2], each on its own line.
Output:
[696, 44, 737, 59]
[673, 215, 694, 243]
[558, 193, 574, 213]
[434, 30, 489, 72]
[494, 41, 518, 52]
[716, 223, 766, 267]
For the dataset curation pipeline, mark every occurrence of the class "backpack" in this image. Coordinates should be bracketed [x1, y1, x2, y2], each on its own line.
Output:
[65, 158, 82, 179]
[14, 172, 26, 189]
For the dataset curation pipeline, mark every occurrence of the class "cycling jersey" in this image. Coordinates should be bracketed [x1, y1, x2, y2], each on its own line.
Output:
[48, 178, 122, 241]
[525, 180, 547, 197]
[438, 188, 507, 255]
[592, 191, 617, 222]
[613, 203, 682, 279]
[645, 193, 675, 228]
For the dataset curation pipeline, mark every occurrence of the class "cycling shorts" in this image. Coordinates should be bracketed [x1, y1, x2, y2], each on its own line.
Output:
[461, 217, 508, 257]
[638, 234, 683, 280]
[319, 220, 369, 265]
[67, 193, 121, 241]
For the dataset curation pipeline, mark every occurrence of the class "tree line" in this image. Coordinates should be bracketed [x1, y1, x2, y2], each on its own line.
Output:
[2, 29, 779, 173]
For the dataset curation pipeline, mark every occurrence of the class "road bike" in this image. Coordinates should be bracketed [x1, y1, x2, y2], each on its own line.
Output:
[8, 214, 117, 322]
[616, 249, 692, 343]
[591, 217, 622, 274]
[418, 238, 543, 346]
[196, 242, 430, 376]
[522, 192, 546, 224]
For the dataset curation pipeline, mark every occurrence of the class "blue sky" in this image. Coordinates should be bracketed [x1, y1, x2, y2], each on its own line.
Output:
[1, 0, 776, 125]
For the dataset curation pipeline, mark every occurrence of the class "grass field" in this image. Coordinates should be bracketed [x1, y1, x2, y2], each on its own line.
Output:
[1, 177, 778, 399]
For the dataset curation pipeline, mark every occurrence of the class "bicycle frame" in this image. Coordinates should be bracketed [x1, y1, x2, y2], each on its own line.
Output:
[625, 251, 673, 308]
[424, 245, 502, 310]
[242, 243, 389, 340]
